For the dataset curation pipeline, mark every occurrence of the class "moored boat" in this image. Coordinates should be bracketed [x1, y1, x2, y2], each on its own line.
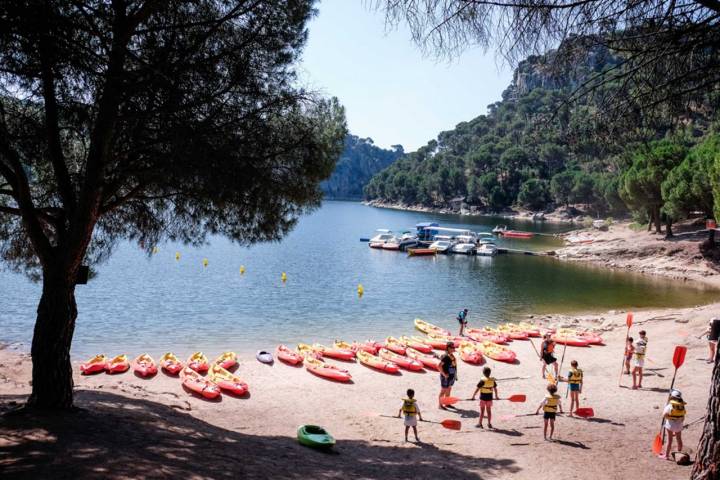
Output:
[407, 247, 437, 256]
[501, 230, 534, 239]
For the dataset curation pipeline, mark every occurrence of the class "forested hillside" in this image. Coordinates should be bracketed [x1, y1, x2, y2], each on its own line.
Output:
[364, 42, 719, 231]
[321, 135, 404, 199]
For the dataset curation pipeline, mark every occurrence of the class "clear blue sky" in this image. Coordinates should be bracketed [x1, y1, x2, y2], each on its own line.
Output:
[300, 1, 513, 152]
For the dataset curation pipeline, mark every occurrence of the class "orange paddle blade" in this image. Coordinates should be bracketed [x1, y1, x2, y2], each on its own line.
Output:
[506, 394, 526, 403]
[626, 312, 633, 328]
[652, 433, 663, 455]
[547, 373, 556, 385]
[440, 396, 459, 406]
[441, 419, 462, 430]
[672, 346, 687, 369]
[575, 407, 594, 417]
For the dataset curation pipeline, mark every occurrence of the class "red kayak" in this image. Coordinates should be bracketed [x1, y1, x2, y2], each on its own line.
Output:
[187, 352, 210, 373]
[465, 330, 508, 345]
[378, 348, 423, 371]
[208, 365, 249, 396]
[399, 336, 433, 354]
[382, 337, 407, 355]
[313, 343, 355, 361]
[352, 341, 379, 355]
[277, 344, 304, 365]
[405, 347, 441, 370]
[501, 231, 534, 238]
[304, 357, 352, 382]
[213, 352, 238, 370]
[106, 354, 130, 374]
[552, 334, 591, 347]
[418, 335, 451, 350]
[459, 343, 484, 364]
[159, 352, 183, 375]
[357, 350, 400, 373]
[407, 248, 437, 256]
[80, 354, 108, 375]
[133, 354, 158, 377]
[181, 367, 221, 399]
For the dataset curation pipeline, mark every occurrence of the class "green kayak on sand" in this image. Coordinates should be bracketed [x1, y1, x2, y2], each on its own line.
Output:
[297, 425, 335, 449]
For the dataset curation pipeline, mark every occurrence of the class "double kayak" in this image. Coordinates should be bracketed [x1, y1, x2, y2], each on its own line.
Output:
[405, 347, 441, 370]
[213, 351, 238, 370]
[107, 354, 130, 374]
[313, 343, 355, 361]
[187, 352, 210, 373]
[297, 425, 335, 449]
[181, 367, 221, 399]
[133, 354, 158, 377]
[378, 348, 423, 371]
[208, 364, 249, 396]
[473, 341, 517, 363]
[458, 342, 484, 364]
[80, 354, 107, 375]
[383, 337, 407, 355]
[296, 343, 321, 359]
[414, 318, 451, 336]
[277, 345, 304, 365]
[159, 352, 183, 375]
[304, 357, 352, 382]
[356, 350, 400, 373]
[398, 336, 433, 354]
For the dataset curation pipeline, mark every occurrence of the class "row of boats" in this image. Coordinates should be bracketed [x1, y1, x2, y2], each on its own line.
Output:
[77, 319, 603, 395]
[367, 223, 536, 257]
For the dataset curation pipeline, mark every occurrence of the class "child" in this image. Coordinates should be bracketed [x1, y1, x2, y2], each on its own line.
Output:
[566, 360, 583, 416]
[397, 388, 423, 442]
[541, 333, 559, 380]
[470, 366, 499, 429]
[632, 330, 647, 389]
[624, 336, 635, 374]
[535, 383, 563, 440]
[660, 389, 686, 460]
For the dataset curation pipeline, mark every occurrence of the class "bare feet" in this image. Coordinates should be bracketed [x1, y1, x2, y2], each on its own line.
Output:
[488, 424, 493, 429]
[476, 423, 483, 429]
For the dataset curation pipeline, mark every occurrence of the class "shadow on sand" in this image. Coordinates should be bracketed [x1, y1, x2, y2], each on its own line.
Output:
[0, 391, 520, 480]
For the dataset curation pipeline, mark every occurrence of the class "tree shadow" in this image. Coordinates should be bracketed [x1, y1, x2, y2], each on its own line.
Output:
[551, 439, 590, 449]
[0, 392, 520, 479]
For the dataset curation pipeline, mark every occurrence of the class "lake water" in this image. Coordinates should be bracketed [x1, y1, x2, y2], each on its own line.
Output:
[1, 201, 717, 358]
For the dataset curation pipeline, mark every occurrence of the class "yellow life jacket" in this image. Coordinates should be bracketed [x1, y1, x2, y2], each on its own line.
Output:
[402, 398, 418, 416]
[635, 339, 647, 358]
[569, 368, 583, 385]
[479, 377, 496, 394]
[543, 394, 560, 413]
[666, 399, 686, 420]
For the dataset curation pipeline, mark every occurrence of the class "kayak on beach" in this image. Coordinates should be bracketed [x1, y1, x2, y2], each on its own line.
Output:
[181, 367, 221, 399]
[472, 341, 517, 363]
[187, 352, 210, 373]
[304, 357, 352, 382]
[297, 425, 335, 449]
[133, 354, 158, 377]
[356, 350, 400, 373]
[80, 354, 108, 375]
[398, 335, 433, 353]
[458, 342, 484, 364]
[159, 352, 183, 375]
[213, 351, 238, 370]
[383, 337, 407, 355]
[208, 364, 249, 396]
[107, 354, 130, 374]
[277, 345, 304, 365]
[405, 347, 441, 370]
[312, 343, 355, 361]
[378, 348, 423, 371]
[414, 318, 451, 336]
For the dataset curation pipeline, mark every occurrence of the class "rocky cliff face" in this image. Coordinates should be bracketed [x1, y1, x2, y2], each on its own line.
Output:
[321, 135, 403, 199]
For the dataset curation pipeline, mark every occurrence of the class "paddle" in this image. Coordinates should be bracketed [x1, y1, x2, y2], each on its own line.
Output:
[652, 346, 688, 455]
[618, 312, 633, 387]
[380, 414, 461, 431]
[462, 394, 526, 403]
[556, 337, 568, 387]
[574, 407, 594, 418]
[440, 396, 459, 406]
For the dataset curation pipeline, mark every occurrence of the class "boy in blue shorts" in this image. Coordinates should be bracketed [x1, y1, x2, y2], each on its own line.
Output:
[566, 360, 583, 416]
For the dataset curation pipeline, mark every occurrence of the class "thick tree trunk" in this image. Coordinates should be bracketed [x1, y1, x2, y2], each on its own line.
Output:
[26, 278, 78, 409]
[692, 348, 719, 479]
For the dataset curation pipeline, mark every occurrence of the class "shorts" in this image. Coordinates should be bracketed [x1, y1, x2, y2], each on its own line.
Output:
[479, 399, 493, 408]
[440, 374, 456, 388]
[543, 354, 556, 365]
[543, 412, 556, 420]
[634, 357, 645, 368]
[404, 415, 418, 427]
[664, 418, 683, 433]
[569, 383, 580, 392]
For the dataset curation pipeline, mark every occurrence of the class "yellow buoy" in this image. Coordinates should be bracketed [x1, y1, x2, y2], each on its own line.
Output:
[152, 246, 159, 254]
[281, 272, 287, 283]
[357, 283, 364, 297]
[239, 265, 246, 275]
[202, 258, 209, 268]
[175, 252, 181, 261]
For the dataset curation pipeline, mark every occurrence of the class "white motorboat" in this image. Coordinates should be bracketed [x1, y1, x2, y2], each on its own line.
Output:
[368, 229, 396, 248]
[492, 225, 507, 234]
[429, 239, 454, 253]
[477, 243, 498, 256]
[451, 242, 476, 255]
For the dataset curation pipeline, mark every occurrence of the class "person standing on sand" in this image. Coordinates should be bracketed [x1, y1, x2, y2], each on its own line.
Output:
[705, 318, 719, 363]
[470, 366, 499, 429]
[632, 330, 647, 389]
[535, 383, 563, 441]
[565, 360, 583, 417]
[397, 388, 423, 442]
[540, 333, 558, 379]
[457, 308, 469, 336]
[659, 389, 686, 460]
[439, 342, 458, 409]
[624, 336, 635, 374]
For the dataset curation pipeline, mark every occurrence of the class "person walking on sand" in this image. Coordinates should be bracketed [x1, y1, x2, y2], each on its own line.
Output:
[565, 360, 583, 416]
[397, 388, 423, 442]
[659, 389, 686, 460]
[439, 342, 458, 409]
[535, 383, 563, 441]
[705, 318, 719, 363]
[457, 308, 469, 336]
[470, 366, 499, 429]
[632, 330, 647, 389]
[541, 333, 558, 380]
[624, 336, 635, 374]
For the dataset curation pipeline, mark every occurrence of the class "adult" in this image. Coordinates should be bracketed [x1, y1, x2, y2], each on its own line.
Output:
[457, 308, 469, 336]
[706, 317, 720, 363]
[540, 333, 558, 379]
[439, 342, 458, 409]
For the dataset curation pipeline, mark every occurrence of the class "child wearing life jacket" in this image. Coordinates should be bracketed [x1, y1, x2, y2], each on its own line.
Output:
[632, 330, 648, 389]
[624, 337, 634, 375]
[565, 360, 583, 416]
[535, 383, 563, 441]
[397, 388, 423, 442]
[660, 389, 686, 460]
[470, 366, 499, 429]
[541, 333, 559, 380]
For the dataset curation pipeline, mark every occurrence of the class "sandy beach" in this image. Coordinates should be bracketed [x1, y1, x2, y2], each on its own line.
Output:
[1, 301, 717, 479]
